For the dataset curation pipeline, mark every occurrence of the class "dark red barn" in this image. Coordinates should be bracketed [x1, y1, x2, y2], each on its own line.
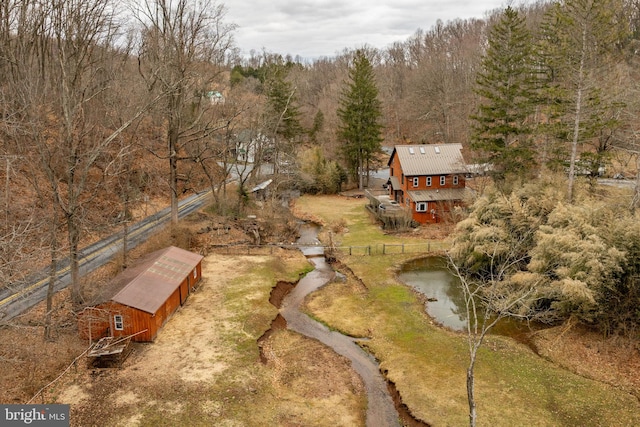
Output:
[78, 246, 204, 342]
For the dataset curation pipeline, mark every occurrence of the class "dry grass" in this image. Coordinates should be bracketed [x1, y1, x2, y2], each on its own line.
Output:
[49, 253, 365, 426]
[3, 192, 639, 426]
[296, 193, 640, 426]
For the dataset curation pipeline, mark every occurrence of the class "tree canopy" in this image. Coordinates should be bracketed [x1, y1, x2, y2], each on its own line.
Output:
[337, 50, 384, 190]
[471, 6, 538, 184]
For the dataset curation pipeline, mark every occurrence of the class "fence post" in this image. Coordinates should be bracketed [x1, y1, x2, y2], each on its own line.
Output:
[368, 246, 371, 255]
[382, 244, 386, 255]
[402, 243, 405, 254]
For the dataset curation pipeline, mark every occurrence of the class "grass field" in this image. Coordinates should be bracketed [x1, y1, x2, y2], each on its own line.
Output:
[295, 194, 640, 427]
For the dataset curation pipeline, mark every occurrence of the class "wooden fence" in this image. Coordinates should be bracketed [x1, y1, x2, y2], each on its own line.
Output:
[206, 241, 450, 257]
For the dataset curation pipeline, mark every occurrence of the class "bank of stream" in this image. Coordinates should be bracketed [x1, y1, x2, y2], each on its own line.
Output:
[259, 223, 429, 427]
[397, 256, 544, 350]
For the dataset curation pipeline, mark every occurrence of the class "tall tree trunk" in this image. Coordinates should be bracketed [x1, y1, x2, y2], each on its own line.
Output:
[631, 154, 640, 211]
[358, 147, 364, 190]
[169, 117, 180, 225]
[44, 207, 58, 341]
[467, 365, 477, 427]
[67, 214, 82, 306]
[567, 25, 588, 203]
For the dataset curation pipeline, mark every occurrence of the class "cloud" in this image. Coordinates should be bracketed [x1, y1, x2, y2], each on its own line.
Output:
[225, 0, 511, 59]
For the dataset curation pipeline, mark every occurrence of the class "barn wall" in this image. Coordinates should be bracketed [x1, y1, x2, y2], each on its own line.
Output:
[179, 279, 189, 304]
[78, 302, 157, 342]
[78, 256, 203, 343]
[188, 262, 203, 292]
[77, 307, 111, 342]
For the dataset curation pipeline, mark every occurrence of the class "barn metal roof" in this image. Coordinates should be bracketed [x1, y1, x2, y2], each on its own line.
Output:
[110, 246, 204, 314]
[388, 144, 466, 176]
[408, 188, 469, 202]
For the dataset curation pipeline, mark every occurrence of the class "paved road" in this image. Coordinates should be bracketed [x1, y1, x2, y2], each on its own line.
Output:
[0, 190, 212, 322]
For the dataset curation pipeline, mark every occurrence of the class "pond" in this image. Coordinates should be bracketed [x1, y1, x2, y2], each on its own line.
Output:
[398, 256, 541, 343]
[398, 257, 467, 331]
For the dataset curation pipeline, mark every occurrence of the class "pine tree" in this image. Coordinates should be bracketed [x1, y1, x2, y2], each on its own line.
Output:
[337, 50, 384, 190]
[538, 0, 627, 201]
[471, 6, 538, 186]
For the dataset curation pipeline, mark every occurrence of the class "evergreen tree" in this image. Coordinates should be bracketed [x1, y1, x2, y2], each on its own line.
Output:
[471, 6, 538, 186]
[538, 0, 627, 201]
[337, 50, 384, 190]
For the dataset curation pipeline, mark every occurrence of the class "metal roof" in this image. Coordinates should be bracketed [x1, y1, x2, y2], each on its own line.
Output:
[387, 176, 401, 190]
[251, 179, 273, 192]
[110, 246, 204, 314]
[388, 144, 466, 176]
[408, 188, 469, 202]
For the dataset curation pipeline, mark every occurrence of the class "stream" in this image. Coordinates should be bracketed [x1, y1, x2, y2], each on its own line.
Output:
[279, 224, 401, 427]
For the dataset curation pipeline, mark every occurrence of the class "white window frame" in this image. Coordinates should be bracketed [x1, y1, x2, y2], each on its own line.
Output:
[453, 175, 459, 185]
[412, 177, 419, 187]
[426, 177, 432, 187]
[440, 176, 446, 186]
[114, 314, 124, 331]
[416, 202, 428, 212]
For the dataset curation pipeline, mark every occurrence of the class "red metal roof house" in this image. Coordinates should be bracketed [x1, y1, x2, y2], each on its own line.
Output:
[387, 144, 468, 224]
[78, 246, 204, 342]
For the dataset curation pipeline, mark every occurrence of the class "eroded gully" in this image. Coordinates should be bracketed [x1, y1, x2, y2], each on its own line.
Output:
[277, 224, 401, 427]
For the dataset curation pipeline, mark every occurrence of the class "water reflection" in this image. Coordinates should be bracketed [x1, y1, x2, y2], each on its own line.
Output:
[398, 257, 541, 344]
[398, 257, 468, 331]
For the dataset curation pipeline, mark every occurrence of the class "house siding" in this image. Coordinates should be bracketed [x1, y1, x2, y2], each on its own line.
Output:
[387, 144, 467, 224]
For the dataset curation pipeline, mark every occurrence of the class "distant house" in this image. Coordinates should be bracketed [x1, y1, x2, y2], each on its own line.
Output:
[387, 144, 468, 224]
[205, 90, 225, 105]
[78, 246, 204, 342]
[234, 130, 273, 163]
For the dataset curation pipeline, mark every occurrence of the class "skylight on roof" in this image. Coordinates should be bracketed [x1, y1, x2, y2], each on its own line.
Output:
[434, 146, 441, 154]
[419, 147, 425, 154]
[409, 147, 415, 154]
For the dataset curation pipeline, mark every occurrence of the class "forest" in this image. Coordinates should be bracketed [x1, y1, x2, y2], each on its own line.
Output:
[1, 0, 640, 338]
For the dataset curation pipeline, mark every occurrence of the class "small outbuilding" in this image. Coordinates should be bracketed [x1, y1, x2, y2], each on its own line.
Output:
[78, 246, 204, 342]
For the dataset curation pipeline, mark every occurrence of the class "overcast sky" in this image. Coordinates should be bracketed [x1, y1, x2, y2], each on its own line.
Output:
[225, 1, 514, 60]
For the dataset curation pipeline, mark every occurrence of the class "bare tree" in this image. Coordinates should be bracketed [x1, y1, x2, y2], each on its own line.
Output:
[134, 0, 236, 224]
[448, 248, 538, 427]
[447, 188, 550, 426]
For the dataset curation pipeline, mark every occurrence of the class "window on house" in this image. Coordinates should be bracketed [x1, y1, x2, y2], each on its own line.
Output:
[426, 177, 432, 186]
[453, 175, 459, 185]
[412, 177, 419, 187]
[193, 268, 197, 279]
[416, 202, 427, 212]
[440, 176, 446, 186]
[401, 174, 404, 184]
[114, 315, 124, 331]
